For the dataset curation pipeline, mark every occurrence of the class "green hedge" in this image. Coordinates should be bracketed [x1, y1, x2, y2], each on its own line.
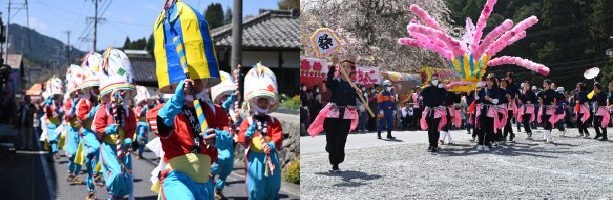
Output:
[283, 159, 300, 184]
[280, 94, 300, 110]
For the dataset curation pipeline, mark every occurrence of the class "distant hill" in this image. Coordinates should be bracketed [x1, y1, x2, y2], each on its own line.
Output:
[8, 23, 84, 66]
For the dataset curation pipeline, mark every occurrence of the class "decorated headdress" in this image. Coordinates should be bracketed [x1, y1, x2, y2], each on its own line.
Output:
[79, 51, 103, 90]
[211, 70, 235, 104]
[399, 0, 550, 92]
[99, 48, 136, 97]
[44, 77, 64, 97]
[153, 0, 221, 94]
[66, 64, 86, 95]
[134, 85, 151, 106]
[244, 62, 278, 111]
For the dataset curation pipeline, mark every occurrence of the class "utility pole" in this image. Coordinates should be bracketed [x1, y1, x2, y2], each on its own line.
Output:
[63, 30, 71, 64]
[231, 0, 242, 72]
[86, 0, 105, 52]
[5, 0, 11, 64]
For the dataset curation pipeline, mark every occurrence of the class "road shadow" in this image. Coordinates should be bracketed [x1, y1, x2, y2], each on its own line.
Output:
[225, 194, 292, 200]
[134, 195, 158, 200]
[435, 140, 591, 158]
[315, 170, 383, 187]
[380, 138, 403, 142]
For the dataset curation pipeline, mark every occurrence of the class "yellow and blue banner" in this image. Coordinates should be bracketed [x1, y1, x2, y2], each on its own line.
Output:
[154, 0, 221, 94]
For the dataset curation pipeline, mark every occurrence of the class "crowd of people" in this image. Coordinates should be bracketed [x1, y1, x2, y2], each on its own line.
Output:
[306, 59, 613, 171]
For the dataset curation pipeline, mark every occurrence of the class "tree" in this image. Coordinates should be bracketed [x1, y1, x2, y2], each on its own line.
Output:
[123, 37, 131, 50]
[204, 3, 224, 29]
[224, 7, 233, 25]
[146, 34, 154, 56]
[278, 0, 299, 10]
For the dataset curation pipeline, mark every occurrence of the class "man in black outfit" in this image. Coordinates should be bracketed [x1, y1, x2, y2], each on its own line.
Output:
[323, 60, 360, 172]
[420, 75, 446, 152]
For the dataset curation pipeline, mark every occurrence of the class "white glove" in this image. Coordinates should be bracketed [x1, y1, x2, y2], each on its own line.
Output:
[393, 111, 397, 116]
[492, 99, 499, 104]
[379, 110, 384, 115]
[418, 96, 423, 100]
[475, 95, 480, 100]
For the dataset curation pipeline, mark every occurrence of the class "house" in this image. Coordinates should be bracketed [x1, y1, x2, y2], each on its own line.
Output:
[1, 54, 24, 99]
[211, 9, 300, 96]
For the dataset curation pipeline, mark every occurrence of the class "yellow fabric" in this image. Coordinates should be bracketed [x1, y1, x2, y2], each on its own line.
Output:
[462, 54, 471, 78]
[588, 90, 595, 99]
[102, 128, 126, 145]
[178, 2, 213, 81]
[68, 117, 82, 129]
[153, 11, 169, 89]
[58, 128, 67, 150]
[74, 141, 86, 165]
[249, 132, 271, 153]
[165, 153, 211, 183]
[95, 161, 102, 172]
[150, 181, 161, 194]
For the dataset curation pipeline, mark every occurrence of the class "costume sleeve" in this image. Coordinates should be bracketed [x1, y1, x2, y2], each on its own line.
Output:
[269, 118, 283, 151]
[237, 119, 251, 146]
[76, 99, 91, 121]
[93, 104, 108, 140]
[146, 104, 164, 137]
[215, 106, 230, 132]
[63, 100, 72, 121]
[123, 109, 137, 140]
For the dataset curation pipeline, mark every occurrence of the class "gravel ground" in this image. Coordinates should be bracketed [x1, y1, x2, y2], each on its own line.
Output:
[301, 128, 613, 199]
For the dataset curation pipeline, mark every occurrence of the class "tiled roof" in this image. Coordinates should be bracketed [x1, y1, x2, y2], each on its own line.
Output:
[211, 9, 300, 49]
[129, 57, 157, 86]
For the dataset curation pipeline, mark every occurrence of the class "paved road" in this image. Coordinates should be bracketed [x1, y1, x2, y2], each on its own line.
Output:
[0, 128, 299, 200]
[302, 127, 613, 199]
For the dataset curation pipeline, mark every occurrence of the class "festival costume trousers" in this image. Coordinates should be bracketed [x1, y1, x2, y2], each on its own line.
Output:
[66, 125, 82, 175]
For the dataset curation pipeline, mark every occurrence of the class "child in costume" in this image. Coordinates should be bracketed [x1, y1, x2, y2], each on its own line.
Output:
[43, 78, 65, 161]
[150, 1, 233, 199]
[238, 63, 283, 199]
[64, 65, 85, 185]
[210, 70, 237, 198]
[93, 48, 137, 200]
[76, 52, 104, 199]
[133, 85, 152, 159]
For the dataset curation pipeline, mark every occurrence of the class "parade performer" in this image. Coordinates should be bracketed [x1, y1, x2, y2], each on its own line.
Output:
[503, 74, 519, 142]
[65, 65, 88, 185]
[377, 80, 397, 140]
[75, 52, 105, 199]
[518, 81, 536, 140]
[420, 75, 447, 152]
[93, 48, 137, 199]
[133, 86, 152, 159]
[537, 80, 559, 143]
[151, 0, 233, 198]
[43, 78, 65, 160]
[210, 70, 237, 198]
[574, 82, 591, 138]
[476, 76, 505, 151]
[307, 60, 359, 171]
[237, 63, 283, 200]
[592, 83, 609, 141]
[411, 87, 422, 131]
[553, 87, 568, 135]
[440, 80, 456, 145]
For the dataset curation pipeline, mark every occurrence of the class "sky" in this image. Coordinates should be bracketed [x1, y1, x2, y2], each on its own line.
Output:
[3, 0, 280, 52]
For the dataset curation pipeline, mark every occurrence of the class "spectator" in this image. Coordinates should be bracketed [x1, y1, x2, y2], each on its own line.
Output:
[309, 85, 323, 125]
[367, 87, 378, 131]
[17, 95, 35, 150]
[357, 84, 368, 132]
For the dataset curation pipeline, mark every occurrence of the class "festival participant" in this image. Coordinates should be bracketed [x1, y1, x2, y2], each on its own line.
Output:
[500, 79, 515, 142]
[574, 82, 591, 138]
[309, 60, 360, 171]
[411, 87, 422, 131]
[63, 65, 85, 185]
[439, 80, 456, 145]
[210, 70, 237, 198]
[377, 80, 397, 139]
[503, 73, 519, 142]
[150, 1, 233, 198]
[133, 86, 152, 159]
[518, 81, 536, 140]
[538, 79, 559, 143]
[477, 76, 505, 151]
[237, 63, 283, 200]
[93, 48, 137, 199]
[554, 87, 568, 136]
[43, 78, 65, 161]
[420, 74, 446, 152]
[74, 52, 104, 199]
[592, 83, 609, 141]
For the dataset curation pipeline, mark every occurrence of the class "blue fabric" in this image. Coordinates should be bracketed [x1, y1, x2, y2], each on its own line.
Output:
[82, 129, 100, 192]
[136, 122, 149, 157]
[105, 124, 118, 135]
[99, 142, 133, 198]
[48, 141, 58, 158]
[378, 91, 396, 111]
[162, 170, 214, 200]
[221, 94, 235, 110]
[245, 123, 256, 139]
[246, 151, 281, 200]
[211, 147, 234, 190]
[159, 80, 186, 126]
[214, 129, 233, 150]
[66, 125, 82, 174]
[378, 109, 394, 132]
